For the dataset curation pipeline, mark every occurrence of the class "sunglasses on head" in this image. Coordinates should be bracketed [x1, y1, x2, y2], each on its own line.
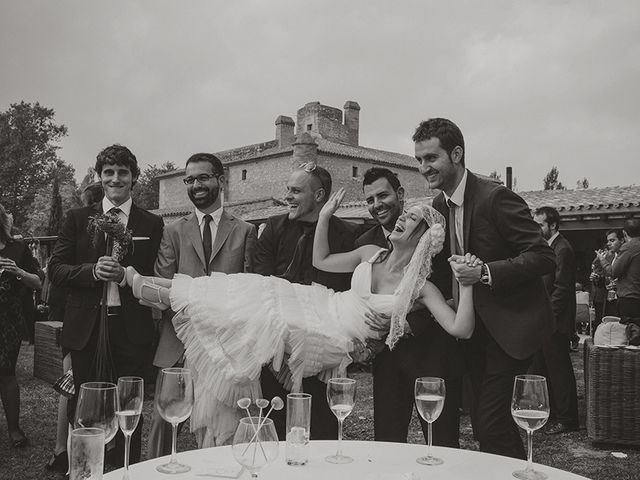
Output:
[298, 162, 317, 173]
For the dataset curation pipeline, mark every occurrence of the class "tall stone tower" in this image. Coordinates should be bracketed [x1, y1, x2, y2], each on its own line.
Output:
[295, 101, 360, 146]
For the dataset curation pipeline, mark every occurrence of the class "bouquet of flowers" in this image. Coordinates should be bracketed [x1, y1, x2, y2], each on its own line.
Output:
[87, 211, 133, 381]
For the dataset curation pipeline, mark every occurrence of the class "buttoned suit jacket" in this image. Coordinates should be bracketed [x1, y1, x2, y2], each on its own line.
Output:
[153, 210, 257, 368]
[544, 234, 577, 335]
[49, 203, 164, 351]
[432, 171, 556, 360]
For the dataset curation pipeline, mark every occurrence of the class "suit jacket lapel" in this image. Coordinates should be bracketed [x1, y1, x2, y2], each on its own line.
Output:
[186, 213, 207, 268]
[463, 171, 477, 253]
[210, 211, 234, 263]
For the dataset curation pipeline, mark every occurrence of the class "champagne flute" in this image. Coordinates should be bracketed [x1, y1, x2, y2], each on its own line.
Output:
[116, 376, 144, 480]
[74, 382, 118, 444]
[155, 368, 194, 474]
[325, 377, 357, 464]
[511, 374, 550, 480]
[414, 377, 445, 465]
[232, 417, 279, 479]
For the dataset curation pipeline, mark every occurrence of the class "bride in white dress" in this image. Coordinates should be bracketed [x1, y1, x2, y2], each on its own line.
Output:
[128, 189, 477, 446]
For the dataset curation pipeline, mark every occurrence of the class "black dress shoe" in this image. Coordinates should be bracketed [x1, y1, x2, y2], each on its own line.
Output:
[545, 422, 578, 435]
[45, 451, 69, 473]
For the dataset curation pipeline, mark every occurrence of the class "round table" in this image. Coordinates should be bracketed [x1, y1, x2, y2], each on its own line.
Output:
[104, 440, 590, 479]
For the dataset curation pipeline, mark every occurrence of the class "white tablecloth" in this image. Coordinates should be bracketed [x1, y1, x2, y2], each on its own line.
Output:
[104, 440, 590, 479]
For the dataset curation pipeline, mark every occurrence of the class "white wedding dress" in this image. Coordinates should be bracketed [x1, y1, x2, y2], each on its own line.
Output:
[169, 249, 395, 446]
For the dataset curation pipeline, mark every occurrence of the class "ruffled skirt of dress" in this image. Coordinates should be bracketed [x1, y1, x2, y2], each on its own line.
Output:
[170, 272, 371, 446]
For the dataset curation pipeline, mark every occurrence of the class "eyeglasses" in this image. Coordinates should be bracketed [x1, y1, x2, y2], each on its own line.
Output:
[183, 174, 219, 185]
[298, 162, 317, 173]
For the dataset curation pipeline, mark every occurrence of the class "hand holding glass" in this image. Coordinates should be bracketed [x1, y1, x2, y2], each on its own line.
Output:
[325, 377, 356, 464]
[511, 374, 550, 480]
[156, 368, 194, 474]
[232, 417, 279, 479]
[414, 377, 445, 465]
[117, 377, 144, 480]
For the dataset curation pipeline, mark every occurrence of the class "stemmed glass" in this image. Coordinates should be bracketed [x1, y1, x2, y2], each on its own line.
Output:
[325, 377, 357, 464]
[74, 382, 119, 444]
[414, 377, 445, 465]
[232, 417, 279, 479]
[155, 367, 194, 474]
[511, 375, 550, 480]
[116, 376, 144, 480]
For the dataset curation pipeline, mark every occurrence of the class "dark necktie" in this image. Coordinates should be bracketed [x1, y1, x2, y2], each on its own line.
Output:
[109, 207, 122, 215]
[282, 223, 315, 283]
[203, 214, 212, 273]
[447, 199, 461, 308]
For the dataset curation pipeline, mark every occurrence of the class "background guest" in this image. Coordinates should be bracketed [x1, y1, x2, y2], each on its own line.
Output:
[611, 219, 640, 342]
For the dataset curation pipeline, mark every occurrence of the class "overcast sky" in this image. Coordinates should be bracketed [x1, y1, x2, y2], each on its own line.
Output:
[1, 0, 638, 192]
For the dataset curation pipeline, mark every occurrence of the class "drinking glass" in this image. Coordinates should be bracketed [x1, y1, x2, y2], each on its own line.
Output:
[232, 417, 279, 479]
[511, 374, 550, 480]
[116, 376, 144, 480]
[325, 377, 356, 464]
[286, 393, 311, 466]
[75, 382, 118, 445]
[70, 427, 105, 480]
[414, 377, 445, 465]
[155, 367, 194, 474]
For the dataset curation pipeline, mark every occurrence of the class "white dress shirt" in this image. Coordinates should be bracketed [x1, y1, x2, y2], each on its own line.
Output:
[194, 206, 223, 261]
[443, 169, 468, 254]
[101, 196, 132, 307]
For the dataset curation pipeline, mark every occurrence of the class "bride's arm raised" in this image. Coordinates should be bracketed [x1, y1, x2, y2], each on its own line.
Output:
[312, 188, 379, 273]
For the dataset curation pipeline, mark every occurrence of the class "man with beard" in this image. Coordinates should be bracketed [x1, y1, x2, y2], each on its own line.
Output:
[147, 153, 256, 455]
[355, 167, 462, 446]
[253, 163, 358, 440]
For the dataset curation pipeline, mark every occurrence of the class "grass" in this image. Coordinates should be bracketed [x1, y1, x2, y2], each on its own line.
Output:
[1, 341, 638, 479]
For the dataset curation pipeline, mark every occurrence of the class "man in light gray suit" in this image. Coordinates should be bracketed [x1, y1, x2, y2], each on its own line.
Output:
[147, 153, 257, 457]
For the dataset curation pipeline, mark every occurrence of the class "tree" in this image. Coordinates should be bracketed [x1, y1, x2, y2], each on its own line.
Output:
[0, 101, 68, 231]
[132, 162, 178, 210]
[576, 178, 589, 189]
[542, 166, 566, 190]
[489, 170, 502, 182]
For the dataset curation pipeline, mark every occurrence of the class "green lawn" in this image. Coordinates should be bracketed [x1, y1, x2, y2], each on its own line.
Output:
[0, 342, 637, 479]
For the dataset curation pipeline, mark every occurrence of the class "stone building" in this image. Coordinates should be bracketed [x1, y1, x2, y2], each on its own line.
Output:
[155, 100, 426, 222]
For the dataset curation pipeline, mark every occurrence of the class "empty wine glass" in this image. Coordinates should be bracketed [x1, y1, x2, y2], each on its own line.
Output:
[232, 417, 279, 479]
[75, 382, 118, 445]
[414, 377, 445, 465]
[325, 377, 356, 464]
[511, 374, 550, 480]
[155, 368, 194, 474]
[116, 376, 144, 480]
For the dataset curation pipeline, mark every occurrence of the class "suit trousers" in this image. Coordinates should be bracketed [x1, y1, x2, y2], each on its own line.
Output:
[465, 320, 530, 460]
[260, 366, 337, 441]
[69, 312, 153, 467]
[372, 347, 461, 446]
[529, 332, 579, 426]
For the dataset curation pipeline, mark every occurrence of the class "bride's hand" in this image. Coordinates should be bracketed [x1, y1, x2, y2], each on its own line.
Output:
[319, 188, 345, 220]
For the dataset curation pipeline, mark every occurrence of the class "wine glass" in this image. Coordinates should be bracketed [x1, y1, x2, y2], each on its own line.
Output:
[74, 382, 118, 444]
[325, 377, 357, 464]
[511, 374, 550, 480]
[232, 417, 279, 479]
[414, 377, 445, 465]
[116, 376, 144, 480]
[155, 367, 194, 474]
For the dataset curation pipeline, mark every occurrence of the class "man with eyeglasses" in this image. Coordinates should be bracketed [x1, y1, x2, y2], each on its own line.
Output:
[147, 153, 257, 454]
[253, 162, 359, 440]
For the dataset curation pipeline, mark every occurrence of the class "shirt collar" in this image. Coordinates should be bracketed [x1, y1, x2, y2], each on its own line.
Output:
[195, 206, 223, 227]
[102, 197, 132, 218]
[547, 231, 560, 246]
[443, 169, 468, 207]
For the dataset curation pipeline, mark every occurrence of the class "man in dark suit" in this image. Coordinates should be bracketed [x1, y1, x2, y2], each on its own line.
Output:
[531, 206, 579, 434]
[49, 145, 164, 466]
[253, 163, 358, 440]
[355, 167, 462, 447]
[413, 118, 555, 459]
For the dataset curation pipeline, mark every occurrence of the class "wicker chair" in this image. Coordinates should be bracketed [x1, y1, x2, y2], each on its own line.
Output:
[584, 338, 640, 445]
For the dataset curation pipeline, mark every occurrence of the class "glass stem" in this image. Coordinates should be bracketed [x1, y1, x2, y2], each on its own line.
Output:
[123, 433, 131, 479]
[427, 421, 433, 458]
[337, 419, 344, 457]
[526, 430, 533, 471]
[170, 422, 178, 465]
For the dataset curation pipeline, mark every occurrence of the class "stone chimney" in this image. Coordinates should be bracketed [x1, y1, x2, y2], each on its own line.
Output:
[292, 132, 318, 166]
[344, 101, 360, 146]
[275, 115, 295, 147]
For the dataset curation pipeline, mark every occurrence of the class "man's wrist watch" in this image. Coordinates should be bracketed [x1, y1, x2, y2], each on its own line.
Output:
[480, 264, 490, 285]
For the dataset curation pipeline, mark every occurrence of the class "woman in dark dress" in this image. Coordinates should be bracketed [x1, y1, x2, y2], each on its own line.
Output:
[0, 203, 42, 448]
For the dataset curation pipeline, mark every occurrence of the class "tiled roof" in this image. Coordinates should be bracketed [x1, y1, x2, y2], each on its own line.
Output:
[315, 138, 417, 169]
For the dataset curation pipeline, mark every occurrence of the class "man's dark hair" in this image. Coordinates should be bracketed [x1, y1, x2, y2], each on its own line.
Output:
[535, 206, 560, 230]
[95, 144, 140, 179]
[81, 181, 104, 208]
[362, 167, 401, 192]
[623, 218, 640, 238]
[412, 118, 465, 166]
[185, 153, 224, 177]
[606, 229, 624, 241]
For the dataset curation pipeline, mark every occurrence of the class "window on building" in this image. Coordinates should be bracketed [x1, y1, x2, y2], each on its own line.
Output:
[306, 124, 312, 131]
[242, 169, 247, 181]
[352, 166, 358, 178]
